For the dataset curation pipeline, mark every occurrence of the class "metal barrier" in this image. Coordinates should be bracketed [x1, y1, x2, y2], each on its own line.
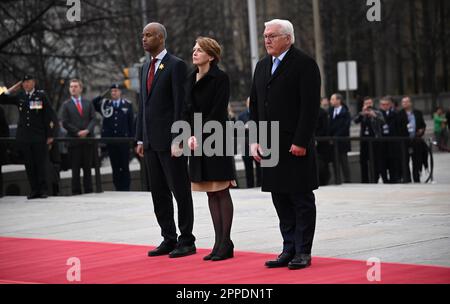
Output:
[0, 136, 434, 193]
[315, 136, 434, 185]
[0, 137, 139, 193]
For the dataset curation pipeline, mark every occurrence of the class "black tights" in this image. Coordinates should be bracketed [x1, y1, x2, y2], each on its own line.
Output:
[206, 188, 234, 253]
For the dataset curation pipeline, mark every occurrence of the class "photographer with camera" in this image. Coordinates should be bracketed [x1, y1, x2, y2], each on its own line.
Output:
[354, 97, 385, 183]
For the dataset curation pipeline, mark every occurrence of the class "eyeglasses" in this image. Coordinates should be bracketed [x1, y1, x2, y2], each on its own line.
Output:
[263, 34, 287, 41]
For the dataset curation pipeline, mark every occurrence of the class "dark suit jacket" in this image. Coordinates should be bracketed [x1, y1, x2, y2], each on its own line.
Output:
[328, 106, 351, 153]
[60, 97, 96, 143]
[136, 52, 187, 151]
[380, 109, 400, 158]
[0, 90, 56, 143]
[315, 107, 332, 161]
[250, 45, 321, 193]
[397, 109, 426, 138]
[183, 64, 235, 182]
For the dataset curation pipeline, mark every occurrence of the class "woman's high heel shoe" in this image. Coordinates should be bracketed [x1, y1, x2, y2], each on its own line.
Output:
[203, 243, 220, 261]
[211, 241, 234, 261]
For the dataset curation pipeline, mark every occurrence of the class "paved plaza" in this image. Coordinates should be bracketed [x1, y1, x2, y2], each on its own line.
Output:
[1, 153, 449, 267]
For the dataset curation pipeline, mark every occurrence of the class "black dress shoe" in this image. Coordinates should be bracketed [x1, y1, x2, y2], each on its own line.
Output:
[27, 192, 40, 200]
[211, 240, 234, 261]
[169, 245, 196, 258]
[288, 254, 312, 270]
[265, 252, 294, 268]
[39, 193, 48, 199]
[148, 242, 176, 257]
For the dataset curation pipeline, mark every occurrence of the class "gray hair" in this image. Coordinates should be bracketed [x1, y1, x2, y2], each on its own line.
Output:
[146, 22, 167, 41]
[264, 19, 295, 44]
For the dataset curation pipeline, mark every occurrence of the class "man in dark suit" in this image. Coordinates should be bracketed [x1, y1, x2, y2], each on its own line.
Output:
[60, 79, 96, 195]
[135, 22, 195, 258]
[237, 97, 261, 188]
[93, 84, 134, 191]
[328, 93, 352, 183]
[379, 96, 401, 183]
[397, 96, 426, 183]
[0, 76, 57, 199]
[315, 98, 332, 186]
[250, 19, 321, 270]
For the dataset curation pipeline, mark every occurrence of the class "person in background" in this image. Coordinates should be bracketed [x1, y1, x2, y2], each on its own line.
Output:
[315, 97, 331, 186]
[397, 96, 426, 183]
[93, 84, 134, 191]
[446, 107, 450, 132]
[0, 76, 57, 199]
[328, 93, 351, 183]
[238, 97, 261, 188]
[60, 79, 96, 195]
[433, 106, 449, 152]
[353, 96, 384, 183]
[378, 96, 401, 183]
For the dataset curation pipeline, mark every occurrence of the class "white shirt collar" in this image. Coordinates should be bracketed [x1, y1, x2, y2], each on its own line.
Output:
[71, 96, 81, 103]
[26, 89, 35, 96]
[272, 48, 289, 63]
[152, 49, 167, 61]
[334, 106, 342, 113]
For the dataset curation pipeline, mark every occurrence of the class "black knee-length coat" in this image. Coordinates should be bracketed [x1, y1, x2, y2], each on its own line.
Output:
[249, 46, 321, 193]
[183, 63, 235, 182]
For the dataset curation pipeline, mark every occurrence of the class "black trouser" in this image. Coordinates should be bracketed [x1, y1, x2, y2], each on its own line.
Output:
[107, 143, 131, 191]
[403, 140, 423, 183]
[69, 143, 93, 195]
[144, 149, 195, 246]
[359, 141, 381, 183]
[271, 191, 316, 255]
[242, 155, 261, 188]
[317, 154, 330, 186]
[17, 142, 49, 196]
[334, 151, 351, 183]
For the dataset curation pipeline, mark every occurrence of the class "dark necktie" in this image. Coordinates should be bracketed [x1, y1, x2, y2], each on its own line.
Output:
[146, 58, 158, 95]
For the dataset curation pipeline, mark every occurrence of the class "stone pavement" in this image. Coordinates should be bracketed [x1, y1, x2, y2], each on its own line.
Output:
[0, 153, 449, 267]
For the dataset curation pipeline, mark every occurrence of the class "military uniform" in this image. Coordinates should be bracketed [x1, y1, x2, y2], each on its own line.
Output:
[0, 86, 56, 198]
[92, 86, 134, 191]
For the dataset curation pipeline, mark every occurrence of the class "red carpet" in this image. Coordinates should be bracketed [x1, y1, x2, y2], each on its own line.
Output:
[0, 237, 449, 284]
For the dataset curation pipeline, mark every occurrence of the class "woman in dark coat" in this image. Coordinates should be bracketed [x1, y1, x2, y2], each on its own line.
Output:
[184, 37, 235, 261]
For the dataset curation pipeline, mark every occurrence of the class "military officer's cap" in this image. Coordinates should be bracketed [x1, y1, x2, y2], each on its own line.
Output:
[110, 83, 121, 89]
[23, 74, 35, 81]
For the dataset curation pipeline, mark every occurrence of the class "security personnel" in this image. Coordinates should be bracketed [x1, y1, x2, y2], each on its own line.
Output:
[92, 84, 134, 191]
[0, 75, 57, 199]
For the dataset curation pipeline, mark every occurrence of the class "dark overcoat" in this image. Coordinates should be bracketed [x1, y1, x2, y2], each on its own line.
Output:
[184, 64, 235, 182]
[249, 46, 321, 193]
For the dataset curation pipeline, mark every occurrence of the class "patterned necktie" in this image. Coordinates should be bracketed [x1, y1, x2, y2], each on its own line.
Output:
[271, 57, 280, 75]
[146, 58, 158, 95]
[75, 98, 83, 116]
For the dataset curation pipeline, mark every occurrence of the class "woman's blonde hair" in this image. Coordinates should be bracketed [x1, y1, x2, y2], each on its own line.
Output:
[196, 36, 222, 64]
